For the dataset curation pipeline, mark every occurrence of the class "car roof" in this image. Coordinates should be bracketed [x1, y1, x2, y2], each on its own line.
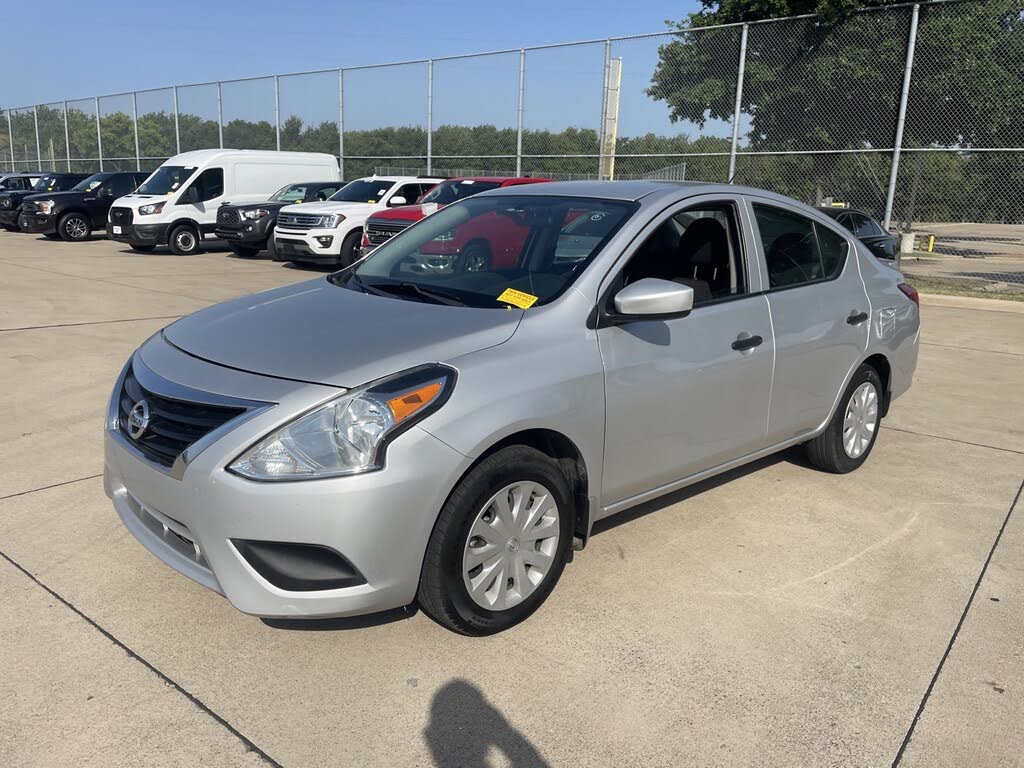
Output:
[474, 179, 803, 204]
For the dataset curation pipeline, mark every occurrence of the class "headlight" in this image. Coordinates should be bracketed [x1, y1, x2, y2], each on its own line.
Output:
[242, 208, 270, 220]
[138, 201, 165, 216]
[229, 364, 455, 481]
[37, 200, 55, 214]
[320, 214, 344, 228]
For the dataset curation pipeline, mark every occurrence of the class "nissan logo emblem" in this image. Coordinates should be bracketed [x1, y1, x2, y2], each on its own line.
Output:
[127, 399, 151, 439]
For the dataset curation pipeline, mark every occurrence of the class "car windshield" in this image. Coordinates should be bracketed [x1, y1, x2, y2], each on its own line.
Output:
[33, 175, 60, 191]
[73, 173, 107, 192]
[136, 166, 196, 195]
[270, 184, 310, 202]
[330, 179, 395, 204]
[419, 180, 501, 205]
[334, 195, 635, 309]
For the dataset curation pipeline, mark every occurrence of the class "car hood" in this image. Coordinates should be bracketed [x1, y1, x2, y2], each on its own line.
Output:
[370, 203, 442, 223]
[162, 278, 522, 388]
[25, 191, 87, 203]
[279, 201, 371, 215]
[222, 200, 289, 212]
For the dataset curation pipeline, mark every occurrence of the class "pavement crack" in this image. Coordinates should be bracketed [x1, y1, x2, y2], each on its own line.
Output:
[0, 548, 283, 768]
[890, 477, 1024, 767]
[920, 341, 1024, 358]
[0, 474, 103, 502]
[885, 426, 1024, 456]
[0, 316, 183, 333]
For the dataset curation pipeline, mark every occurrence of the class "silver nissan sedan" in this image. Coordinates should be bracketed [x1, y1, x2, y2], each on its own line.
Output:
[105, 181, 920, 635]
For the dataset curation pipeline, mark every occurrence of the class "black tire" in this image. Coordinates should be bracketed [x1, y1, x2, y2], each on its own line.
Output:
[58, 212, 92, 242]
[805, 363, 884, 474]
[265, 229, 277, 259]
[456, 239, 493, 273]
[130, 244, 156, 252]
[168, 224, 200, 255]
[418, 445, 574, 635]
[228, 242, 260, 258]
[338, 229, 362, 268]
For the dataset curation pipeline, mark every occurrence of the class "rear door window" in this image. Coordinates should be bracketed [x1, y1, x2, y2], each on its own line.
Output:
[753, 204, 847, 289]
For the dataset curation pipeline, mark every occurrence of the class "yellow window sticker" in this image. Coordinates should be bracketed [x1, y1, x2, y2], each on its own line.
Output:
[497, 288, 539, 309]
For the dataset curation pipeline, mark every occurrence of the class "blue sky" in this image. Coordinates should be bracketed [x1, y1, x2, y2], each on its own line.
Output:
[6, 0, 718, 139]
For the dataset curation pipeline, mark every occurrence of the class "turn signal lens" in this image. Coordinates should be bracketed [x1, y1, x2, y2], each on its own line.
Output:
[897, 282, 919, 306]
[388, 382, 443, 423]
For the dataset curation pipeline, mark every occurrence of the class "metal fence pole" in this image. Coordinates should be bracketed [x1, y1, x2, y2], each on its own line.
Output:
[274, 75, 281, 151]
[598, 40, 611, 178]
[426, 60, 434, 175]
[516, 49, 525, 176]
[172, 86, 181, 154]
[131, 92, 141, 170]
[216, 82, 224, 149]
[883, 3, 920, 230]
[62, 100, 70, 170]
[5, 110, 12, 170]
[95, 96, 103, 171]
[338, 68, 345, 179]
[33, 106, 41, 171]
[727, 23, 749, 183]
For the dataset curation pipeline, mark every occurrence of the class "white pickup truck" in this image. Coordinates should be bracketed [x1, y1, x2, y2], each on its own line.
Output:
[273, 176, 443, 266]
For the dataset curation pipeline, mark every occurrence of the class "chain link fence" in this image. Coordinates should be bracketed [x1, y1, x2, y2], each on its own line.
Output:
[2, 0, 1021, 295]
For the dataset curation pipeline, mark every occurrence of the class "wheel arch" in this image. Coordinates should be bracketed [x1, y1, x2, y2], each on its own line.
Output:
[862, 352, 892, 416]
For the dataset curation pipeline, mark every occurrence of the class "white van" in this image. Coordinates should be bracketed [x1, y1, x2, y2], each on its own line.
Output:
[106, 149, 340, 254]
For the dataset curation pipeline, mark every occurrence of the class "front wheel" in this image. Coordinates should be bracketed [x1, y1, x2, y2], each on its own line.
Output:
[338, 229, 362, 268]
[418, 445, 574, 635]
[58, 212, 92, 242]
[168, 224, 200, 255]
[228, 242, 260, 258]
[805, 364, 883, 473]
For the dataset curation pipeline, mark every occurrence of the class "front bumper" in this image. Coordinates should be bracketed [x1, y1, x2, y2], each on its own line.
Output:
[0, 209, 21, 228]
[107, 222, 169, 246]
[273, 225, 342, 263]
[18, 211, 57, 234]
[216, 216, 273, 244]
[104, 342, 469, 618]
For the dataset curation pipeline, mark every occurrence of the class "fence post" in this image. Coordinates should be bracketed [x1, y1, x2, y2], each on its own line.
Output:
[274, 75, 281, 151]
[516, 49, 525, 176]
[131, 92, 141, 170]
[33, 106, 41, 171]
[5, 109, 12, 170]
[62, 100, 70, 170]
[599, 39, 611, 179]
[338, 68, 345, 180]
[172, 86, 181, 155]
[883, 3, 920, 230]
[95, 96, 103, 171]
[216, 82, 224, 149]
[426, 59, 434, 175]
[727, 23, 749, 183]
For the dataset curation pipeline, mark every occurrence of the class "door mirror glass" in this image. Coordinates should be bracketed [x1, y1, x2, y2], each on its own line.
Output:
[388, 196, 407, 207]
[613, 278, 694, 317]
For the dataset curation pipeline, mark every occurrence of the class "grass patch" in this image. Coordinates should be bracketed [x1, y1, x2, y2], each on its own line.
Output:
[901, 272, 1024, 302]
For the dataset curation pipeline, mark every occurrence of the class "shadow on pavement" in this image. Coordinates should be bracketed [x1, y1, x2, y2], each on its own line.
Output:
[424, 679, 550, 768]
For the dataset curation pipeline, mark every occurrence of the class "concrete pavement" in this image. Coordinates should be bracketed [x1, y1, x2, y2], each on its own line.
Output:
[1, 233, 1021, 767]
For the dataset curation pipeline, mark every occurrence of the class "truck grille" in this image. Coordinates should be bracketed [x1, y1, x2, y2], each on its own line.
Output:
[118, 365, 247, 468]
[217, 207, 240, 226]
[365, 220, 412, 246]
[278, 212, 329, 230]
[109, 207, 134, 225]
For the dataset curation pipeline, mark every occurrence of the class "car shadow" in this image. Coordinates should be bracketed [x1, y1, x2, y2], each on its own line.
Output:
[261, 604, 418, 631]
[423, 679, 551, 768]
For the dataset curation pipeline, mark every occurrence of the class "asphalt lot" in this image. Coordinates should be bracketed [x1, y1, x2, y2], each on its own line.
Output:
[1, 233, 1022, 768]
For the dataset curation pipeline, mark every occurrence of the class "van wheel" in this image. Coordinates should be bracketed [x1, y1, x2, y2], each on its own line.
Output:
[228, 242, 260, 258]
[418, 445, 573, 635]
[806, 364, 883, 474]
[169, 224, 200, 255]
[338, 229, 362, 268]
[59, 213, 92, 241]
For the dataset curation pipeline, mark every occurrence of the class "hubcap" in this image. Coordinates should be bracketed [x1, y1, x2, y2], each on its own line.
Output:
[843, 381, 879, 459]
[462, 481, 560, 612]
[177, 232, 195, 250]
[67, 217, 87, 238]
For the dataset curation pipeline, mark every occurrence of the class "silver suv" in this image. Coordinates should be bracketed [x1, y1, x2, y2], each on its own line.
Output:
[105, 181, 920, 635]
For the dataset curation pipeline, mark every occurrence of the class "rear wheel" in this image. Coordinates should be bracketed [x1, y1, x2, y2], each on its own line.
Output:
[228, 242, 260, 258]
[168, 224, 200, 255]
[805, 364, 883, 473]
[58, 212, 91, 242]
[418, 445, 573, 635]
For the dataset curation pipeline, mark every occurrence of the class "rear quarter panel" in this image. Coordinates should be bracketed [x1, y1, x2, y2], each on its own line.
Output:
[859, 247, 920, 402]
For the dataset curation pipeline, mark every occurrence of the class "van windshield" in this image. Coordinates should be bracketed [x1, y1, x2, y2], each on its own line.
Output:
[137, 166, 196, 195]
[330, 179, 395, 204]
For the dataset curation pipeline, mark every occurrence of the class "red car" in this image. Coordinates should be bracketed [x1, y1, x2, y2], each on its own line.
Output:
[360, 177, 551, 261]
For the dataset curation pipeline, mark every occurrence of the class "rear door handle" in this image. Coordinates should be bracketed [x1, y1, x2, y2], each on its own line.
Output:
[847, 311, 869, 325]
[731, 334, 763, 351]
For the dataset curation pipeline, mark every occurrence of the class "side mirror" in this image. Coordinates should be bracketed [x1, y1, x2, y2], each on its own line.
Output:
[388, 196, 407, 207]
[612, 278, 694, 318]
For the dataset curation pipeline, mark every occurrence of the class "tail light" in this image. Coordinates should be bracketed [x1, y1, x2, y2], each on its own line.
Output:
[897, 282, 919, 306]
[360, 232, 369, 248]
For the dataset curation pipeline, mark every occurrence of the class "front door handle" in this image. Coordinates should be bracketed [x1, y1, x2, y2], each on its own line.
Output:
[847, 311, 869, 325]
[731, 334, 763, 351]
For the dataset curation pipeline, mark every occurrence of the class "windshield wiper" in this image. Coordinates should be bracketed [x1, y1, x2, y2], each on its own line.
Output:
[367, 280, 467, 306]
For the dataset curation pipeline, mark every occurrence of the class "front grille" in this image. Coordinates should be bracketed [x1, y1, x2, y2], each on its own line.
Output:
[110, 207, 134, 225]
[365, 220, 412, 245]
[278, 211, 328, 230]
[118, 366, 246, 468]
[217, 207, 240, 226]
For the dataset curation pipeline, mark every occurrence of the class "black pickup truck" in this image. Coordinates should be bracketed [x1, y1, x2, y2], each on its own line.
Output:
[18, 171, 149, 241]
[215, 180, 343, 257]
[0, 172, 89, 231]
